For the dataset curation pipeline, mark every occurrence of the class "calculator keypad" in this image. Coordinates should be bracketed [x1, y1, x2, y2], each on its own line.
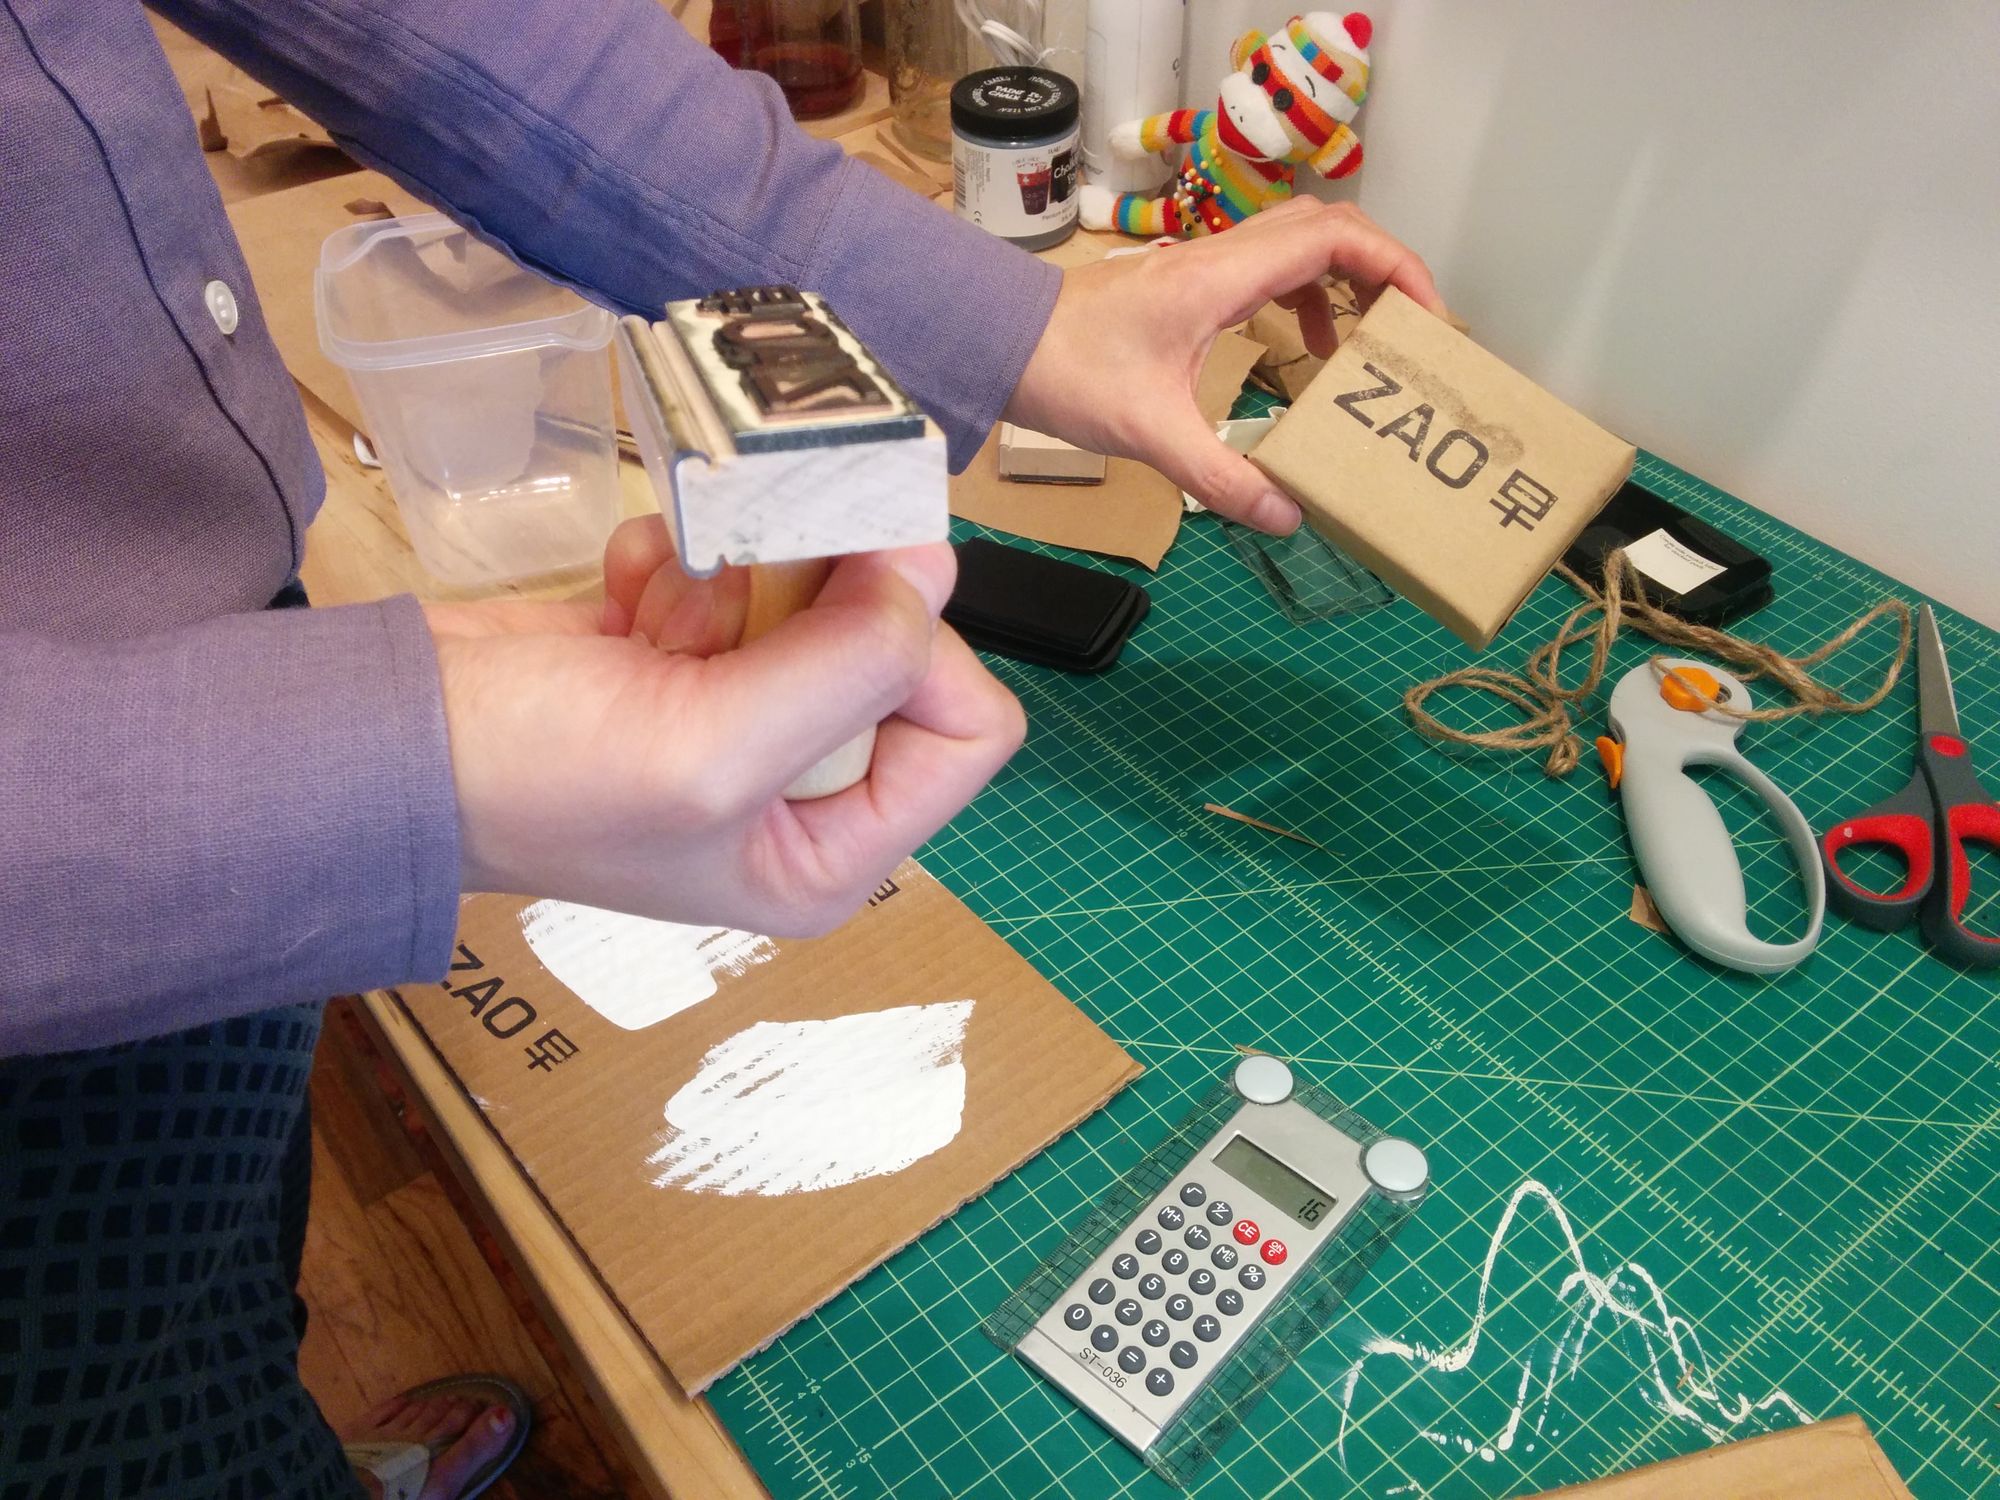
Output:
[1046, 1174, 1289, 1413]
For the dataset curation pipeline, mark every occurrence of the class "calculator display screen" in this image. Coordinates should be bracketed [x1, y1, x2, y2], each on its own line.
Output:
[1213, 1135, 1337, 1228]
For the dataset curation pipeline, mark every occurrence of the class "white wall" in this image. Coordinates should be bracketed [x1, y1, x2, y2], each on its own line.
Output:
[1336, 1, 2000, 627]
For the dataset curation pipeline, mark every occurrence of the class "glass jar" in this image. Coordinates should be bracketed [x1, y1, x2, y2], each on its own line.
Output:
[885, 0, 968, 161]
[888, 0, 1047, 162]
[731, 0, 864, 120]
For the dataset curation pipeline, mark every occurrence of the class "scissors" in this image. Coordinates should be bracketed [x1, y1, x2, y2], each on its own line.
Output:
[1819, 605, 2000, 968]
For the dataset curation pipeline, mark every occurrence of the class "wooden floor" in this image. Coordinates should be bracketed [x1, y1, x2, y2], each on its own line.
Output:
[301, 1001, 638, 1498]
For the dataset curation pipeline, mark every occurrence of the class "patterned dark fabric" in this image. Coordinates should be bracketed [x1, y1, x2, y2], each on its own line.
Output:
[0, 1004, 362, 1500]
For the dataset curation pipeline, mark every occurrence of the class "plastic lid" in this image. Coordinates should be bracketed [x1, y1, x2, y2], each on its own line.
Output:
[950, 67, 1079, 142]
[315, 213, 612, 371]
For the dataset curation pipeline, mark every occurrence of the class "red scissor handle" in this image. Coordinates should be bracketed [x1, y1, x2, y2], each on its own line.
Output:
[1926, 798, 2000, 967]
[1819, 767, 1935, 931]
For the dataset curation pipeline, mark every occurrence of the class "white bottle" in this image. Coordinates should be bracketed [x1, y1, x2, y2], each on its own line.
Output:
[1081, 0, 1185, 193]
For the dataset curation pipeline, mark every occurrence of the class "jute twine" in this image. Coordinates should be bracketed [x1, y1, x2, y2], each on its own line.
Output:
[1403, 550, 1913, 776]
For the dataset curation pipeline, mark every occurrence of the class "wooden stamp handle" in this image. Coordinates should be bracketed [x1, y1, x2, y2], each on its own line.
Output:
[742, 559, 876, 800]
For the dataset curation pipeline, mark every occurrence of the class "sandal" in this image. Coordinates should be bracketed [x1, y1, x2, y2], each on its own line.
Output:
[343, 1374, 531, 1500]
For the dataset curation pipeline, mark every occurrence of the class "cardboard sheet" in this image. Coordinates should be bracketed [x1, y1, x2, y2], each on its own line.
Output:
[1249, 287, 1635, 649]
[1527, 1414, 1911, 1499]
[949, 329, 1266, 569]
[226, 171, 432, 433]
[402, 860, 1139, 1394]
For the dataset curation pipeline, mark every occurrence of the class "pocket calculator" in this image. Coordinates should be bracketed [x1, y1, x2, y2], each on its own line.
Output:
[1011, 1055, 1430, 1459]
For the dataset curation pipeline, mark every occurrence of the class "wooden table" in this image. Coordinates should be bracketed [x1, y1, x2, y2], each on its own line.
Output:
[262, 65, 1129, 1500]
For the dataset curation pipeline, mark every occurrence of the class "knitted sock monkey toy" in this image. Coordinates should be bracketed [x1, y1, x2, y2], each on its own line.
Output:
[1080, 11, 1372, 238]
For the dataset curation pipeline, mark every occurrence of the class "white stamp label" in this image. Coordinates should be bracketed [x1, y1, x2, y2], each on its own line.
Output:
[1624, 527, 1727, 596]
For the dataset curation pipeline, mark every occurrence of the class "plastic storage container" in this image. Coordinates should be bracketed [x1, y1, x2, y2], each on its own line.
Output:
[316, 214, 618, 586]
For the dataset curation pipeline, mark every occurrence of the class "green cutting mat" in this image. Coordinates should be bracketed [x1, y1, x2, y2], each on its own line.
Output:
[709, 451, 2000, 1499]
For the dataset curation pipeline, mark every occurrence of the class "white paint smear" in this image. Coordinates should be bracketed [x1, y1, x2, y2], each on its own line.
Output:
[518, 899, 775, 1031]
[647, 1000, 974, 1196]
[1339, 1179, 1812, 1476]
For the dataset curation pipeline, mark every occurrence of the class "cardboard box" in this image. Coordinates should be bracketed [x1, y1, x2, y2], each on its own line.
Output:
[401, 860, 1139, 1394]
[1249, 287, 1635, 649]
[1528, 1414, 1911, 1498]
[997, 423, 1107, 484]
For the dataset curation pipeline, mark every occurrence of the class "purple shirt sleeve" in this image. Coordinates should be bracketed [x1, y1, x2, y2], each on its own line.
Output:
[151, 0, 1064, 469]
[0, 599, 461, 1057]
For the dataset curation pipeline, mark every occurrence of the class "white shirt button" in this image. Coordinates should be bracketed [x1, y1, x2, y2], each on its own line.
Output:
[204, 279, 239, 336]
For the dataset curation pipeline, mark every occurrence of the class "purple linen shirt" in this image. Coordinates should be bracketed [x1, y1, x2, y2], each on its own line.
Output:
[0, 0, 1061, 1057]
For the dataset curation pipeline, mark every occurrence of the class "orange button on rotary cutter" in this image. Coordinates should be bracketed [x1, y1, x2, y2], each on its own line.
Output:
[1658, 665, 1723, 713]
[1594, 735, 1624, 790]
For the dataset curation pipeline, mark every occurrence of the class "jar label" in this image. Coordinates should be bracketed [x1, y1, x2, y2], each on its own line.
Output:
[953, 128, 1080, 243]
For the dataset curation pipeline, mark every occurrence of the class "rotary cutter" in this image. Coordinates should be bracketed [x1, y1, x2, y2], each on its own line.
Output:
[1595, 659, 1826, 974]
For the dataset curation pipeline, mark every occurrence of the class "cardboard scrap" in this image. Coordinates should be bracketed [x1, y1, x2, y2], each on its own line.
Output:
[402, 860, 1139, 1395]
[1250, 287, 1635, 650]
[226, 171, 432, 432]
[199, 75, 336, 160]
[1629, 884, 1670, 934]
[1527, 1414, 1911, 1499]
[950, 329, 1265, 569]
[998, 423, 1107, 484]
[1248, 279, 1363, 402]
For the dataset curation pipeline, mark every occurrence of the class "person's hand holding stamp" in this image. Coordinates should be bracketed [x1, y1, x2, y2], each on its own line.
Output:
[425, 530, 1023, 937]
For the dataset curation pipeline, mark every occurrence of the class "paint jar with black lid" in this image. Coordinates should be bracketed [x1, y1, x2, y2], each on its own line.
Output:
[951, 67, 1080, 251]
